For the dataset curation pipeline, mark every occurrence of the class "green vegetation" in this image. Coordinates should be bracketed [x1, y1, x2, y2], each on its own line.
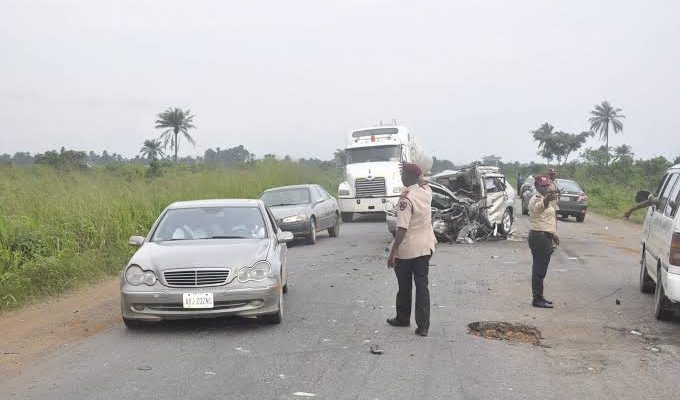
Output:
[0, 161, 340, 310]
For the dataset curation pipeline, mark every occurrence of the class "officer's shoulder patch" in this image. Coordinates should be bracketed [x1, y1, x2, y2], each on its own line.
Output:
[398, 199, 409, 211]
[399, 189, 410, 198]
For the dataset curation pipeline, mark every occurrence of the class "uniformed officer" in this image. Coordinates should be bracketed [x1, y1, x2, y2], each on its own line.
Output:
[386, 162, 437, 336]
[547, 168, 560, 213]
[528, 175, 560, 308]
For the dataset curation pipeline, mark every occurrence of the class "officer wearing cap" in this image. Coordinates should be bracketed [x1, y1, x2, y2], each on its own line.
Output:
[386, 162, 437, 336]
[547, 168, 560, 213]
[528, 175, 560, 308]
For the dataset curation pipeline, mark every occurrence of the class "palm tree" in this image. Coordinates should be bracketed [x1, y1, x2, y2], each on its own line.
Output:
[613, 144, 634, 162]
[531, 122, 556, 164]
[155, 107, 196, 163]
[139, 139, 165, 162]
[588, 101, 625, 165]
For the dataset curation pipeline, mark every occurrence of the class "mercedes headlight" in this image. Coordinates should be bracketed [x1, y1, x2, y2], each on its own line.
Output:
[392, 186, 405, 194]
[282, 214, 307, 223]
[125, 265, 157, 286]
[338, 189, 350, 196]
[238, 261, 271, 283]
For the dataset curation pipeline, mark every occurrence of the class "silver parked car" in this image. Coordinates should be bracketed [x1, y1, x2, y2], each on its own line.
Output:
[121, 199, 293, 328]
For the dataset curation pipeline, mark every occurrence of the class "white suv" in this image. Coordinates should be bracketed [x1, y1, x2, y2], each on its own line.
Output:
[638, 164, 680, 320]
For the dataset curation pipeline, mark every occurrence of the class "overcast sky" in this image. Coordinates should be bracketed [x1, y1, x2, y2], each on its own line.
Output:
[1, 0, 679, 164]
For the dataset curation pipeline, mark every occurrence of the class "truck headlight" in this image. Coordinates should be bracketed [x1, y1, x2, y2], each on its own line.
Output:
[282, 214, 307, 223]
[392, 186, 405, 194]
[125, 265, 157, 286]
[238, 261, 271, 283]
[338, 189, 350, 196]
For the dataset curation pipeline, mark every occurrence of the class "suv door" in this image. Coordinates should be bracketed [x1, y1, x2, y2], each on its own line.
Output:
[647, 173, 679, 281]
[484, 176, 507, 224]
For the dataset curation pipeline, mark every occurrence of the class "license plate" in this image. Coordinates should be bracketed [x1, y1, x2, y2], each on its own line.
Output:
[560, 196, 571, 202]
[183, 293, 214, 309]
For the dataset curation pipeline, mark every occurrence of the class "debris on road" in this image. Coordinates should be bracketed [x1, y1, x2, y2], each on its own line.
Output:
[136, 366, 152, 371]
[235, 347, 251, 353]
[369, 345, 384, 355]
[204, 371, 216, 376]
[630, 330, 642, 336]
[293, 392, 317, 397]
[616, 299, 621, 305]
[467, 321, 542, 346]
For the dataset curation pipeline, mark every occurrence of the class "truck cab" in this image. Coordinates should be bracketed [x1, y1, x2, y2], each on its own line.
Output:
[337, 125, 431, 222]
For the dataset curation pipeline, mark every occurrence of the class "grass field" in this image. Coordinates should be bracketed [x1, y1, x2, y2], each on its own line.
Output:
[0, 161, 340, 310]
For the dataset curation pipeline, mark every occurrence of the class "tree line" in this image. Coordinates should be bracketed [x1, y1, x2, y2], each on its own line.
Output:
[532, 100, 627, 167]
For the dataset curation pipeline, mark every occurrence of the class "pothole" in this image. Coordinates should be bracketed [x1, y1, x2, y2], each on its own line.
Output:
[468, 321, 542, 346]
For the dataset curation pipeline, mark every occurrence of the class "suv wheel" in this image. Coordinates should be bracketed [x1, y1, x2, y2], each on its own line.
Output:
[654, 266, 674, 321]
[639, 249, 655, 293]
[499, 209, 513, 235]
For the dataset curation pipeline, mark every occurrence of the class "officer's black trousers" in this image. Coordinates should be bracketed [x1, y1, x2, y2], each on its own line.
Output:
[528, 230, 554, 299]
[394, 254, 431, 330]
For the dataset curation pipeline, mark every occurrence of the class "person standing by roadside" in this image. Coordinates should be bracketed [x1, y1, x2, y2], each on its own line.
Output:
[387, 162, 437, 336]
[546, 168, 560, 213]
[528, 176, 559, 308]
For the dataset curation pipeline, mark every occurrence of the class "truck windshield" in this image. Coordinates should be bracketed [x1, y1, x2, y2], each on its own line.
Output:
[346, 145, 401, 164]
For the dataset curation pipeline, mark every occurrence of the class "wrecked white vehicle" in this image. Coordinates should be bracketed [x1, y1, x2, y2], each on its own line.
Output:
[432, 165, 516, 242]
[386, 165, 516, 243]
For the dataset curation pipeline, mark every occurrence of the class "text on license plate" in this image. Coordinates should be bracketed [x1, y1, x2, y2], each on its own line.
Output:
[183, 293, 214, 309]
[560, 196, 572, 202]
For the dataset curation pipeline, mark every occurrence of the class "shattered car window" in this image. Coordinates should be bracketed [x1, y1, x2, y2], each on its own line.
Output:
[485, 178, 502, 193]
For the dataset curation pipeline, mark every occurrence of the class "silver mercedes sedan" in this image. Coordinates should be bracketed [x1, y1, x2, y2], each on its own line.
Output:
[120, 199, 293, 328]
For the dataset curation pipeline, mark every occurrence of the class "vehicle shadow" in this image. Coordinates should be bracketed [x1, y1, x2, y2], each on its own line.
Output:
[351, 214, 386, 223]
[125, 316, 280, 333]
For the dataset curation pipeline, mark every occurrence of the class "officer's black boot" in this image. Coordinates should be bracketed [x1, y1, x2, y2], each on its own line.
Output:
[532, 297, 553, 308]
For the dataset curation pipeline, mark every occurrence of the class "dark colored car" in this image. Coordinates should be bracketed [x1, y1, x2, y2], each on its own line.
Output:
[521, 178, 588, 222]
[260, 184, 340, 244]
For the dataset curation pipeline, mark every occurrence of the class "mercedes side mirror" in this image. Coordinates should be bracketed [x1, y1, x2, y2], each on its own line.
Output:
[277, 231, 294, 244]
[128, 236, 145, 247]
[635, 190, 651, 203]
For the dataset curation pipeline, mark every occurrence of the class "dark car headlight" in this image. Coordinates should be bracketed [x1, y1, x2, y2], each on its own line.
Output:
[237, 261, 272, 283]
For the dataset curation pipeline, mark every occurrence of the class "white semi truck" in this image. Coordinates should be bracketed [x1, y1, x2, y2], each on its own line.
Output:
[337, 125, 432, 222]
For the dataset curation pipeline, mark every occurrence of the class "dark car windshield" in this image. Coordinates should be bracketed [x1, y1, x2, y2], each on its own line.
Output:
[346, 145, 401, 164]
[151, 206, 267, 241]
[557, 179, 582, 193]
[261, 188, 311, 206]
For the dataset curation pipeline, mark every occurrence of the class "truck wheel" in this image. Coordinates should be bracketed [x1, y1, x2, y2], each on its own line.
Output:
[341, 212, 353, 223]
[576, 214, 585, 223]
[521, 199, 529, 215]
[654, 266, 674, 321]
[639, 249, 655, 294]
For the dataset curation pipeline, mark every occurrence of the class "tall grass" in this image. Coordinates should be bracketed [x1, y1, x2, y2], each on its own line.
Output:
[0, 161, 340, 310]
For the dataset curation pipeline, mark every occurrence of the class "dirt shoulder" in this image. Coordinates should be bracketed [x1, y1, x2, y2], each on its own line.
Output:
[0, 277, 121, 377]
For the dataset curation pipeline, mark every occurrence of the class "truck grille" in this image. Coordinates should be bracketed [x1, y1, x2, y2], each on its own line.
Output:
[355, 177, 386, 197]
[163, 269, 230, 287]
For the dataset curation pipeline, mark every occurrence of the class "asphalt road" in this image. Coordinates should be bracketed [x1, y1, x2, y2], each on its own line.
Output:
[2, 211, 680, 399]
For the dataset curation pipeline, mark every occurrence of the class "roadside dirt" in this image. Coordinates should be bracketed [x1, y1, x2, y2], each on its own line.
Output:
[0, 277, 121, 377]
